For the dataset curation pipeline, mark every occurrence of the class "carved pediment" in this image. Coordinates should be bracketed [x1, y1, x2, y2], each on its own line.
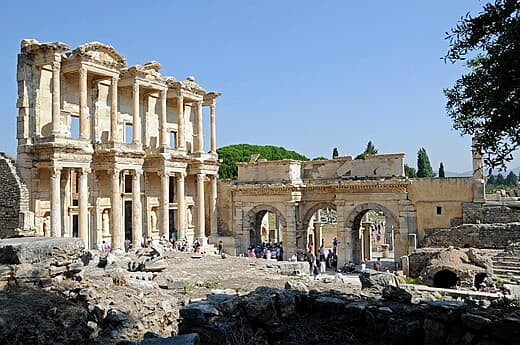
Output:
[70, 42, 127, 69]
[169, 76, 206, 94]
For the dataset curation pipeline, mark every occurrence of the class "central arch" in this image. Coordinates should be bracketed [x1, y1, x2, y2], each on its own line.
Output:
[246, 205, 287, 247]
[344, 203, 400, 264]
[300, 202, 337, 255]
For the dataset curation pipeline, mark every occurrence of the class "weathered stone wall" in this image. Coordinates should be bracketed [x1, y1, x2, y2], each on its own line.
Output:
[179, 286, 520, 345]
[0, 153, 34, 238]
[463, 202, 520, 224]
[408, 177, 474, 242]
[422, 223, 520, 249]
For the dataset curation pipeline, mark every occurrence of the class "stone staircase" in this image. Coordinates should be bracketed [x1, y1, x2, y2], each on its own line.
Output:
[492, 254, 520, 284]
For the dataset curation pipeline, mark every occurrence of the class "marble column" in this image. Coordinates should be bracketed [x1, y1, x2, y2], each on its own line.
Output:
[78, 167, 90, 247]
[160, 89, 168, 148]
[132, 82, 141, 145]
[176, 172, 186, 240]
[50, 167, 62, 237]
[210, 175, 218, 237]
[132, 170, 143, 247]
[110, 76, 119, 142]
[210, 101, 216, 154]
[196, 173, 206, 244]
[176, 95, 185, 150]
[51, 59, 61, 135]
[195, 101, 203, 153]
[159, 172, 170, 240]
[79, 66, 89, 139]
[111, 169, 122, 250]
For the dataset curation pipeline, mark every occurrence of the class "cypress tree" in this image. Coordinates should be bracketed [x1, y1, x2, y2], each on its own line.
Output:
[505, 171, 518, 186]
[495, 173, 505, 185]
[438, 162, 445, 178]
[332, 147, 339, 159]
[417, 148, 435, 178]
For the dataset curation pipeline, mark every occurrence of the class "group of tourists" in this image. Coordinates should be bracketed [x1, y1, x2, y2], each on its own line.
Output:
[248, 241, 284, 261]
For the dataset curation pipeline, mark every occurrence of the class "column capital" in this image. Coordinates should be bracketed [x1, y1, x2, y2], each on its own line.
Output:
[111, 75, 119, 83]
[196, 172, 206, 180]
[111, 169, 121, 179]
[157, 171, 169, 178]
[51, 166, 62, 176]
[79, 65, 87, 77]
[133, 82, 140, 92]
[176, 171, 186, 179]
[132, 169, 143, 179]
[79, 167, 91, 175]
[51, 60, 61, 70]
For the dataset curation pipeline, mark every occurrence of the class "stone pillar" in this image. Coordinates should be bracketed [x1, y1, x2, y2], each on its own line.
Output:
[285, 202, 298, 260]
[79, 66, 89, 139]
[132, 170, 142, 247]
[209, 174, 218, 238]
[362, 222, 372, 262]
[177, 172, 186, 240]
[210, 101, 216, 154]
[160, 89, 168, 148]
[111, 169, 123, 250]
[176, 95, 185, 150]
[472, 136, 486, 202]
[196, 173, 206, 244]
[50, 167, 62, 237]
[159, 172, 170, 240]
[401, 255, 410, 276]
[78, 168, 90, 247]
[110, 76, 119, 142]
[51, 59, 61, 135]
[132, 83, 141, 145]
[408, 233, 417, 255]
[195, 101, 204, 153]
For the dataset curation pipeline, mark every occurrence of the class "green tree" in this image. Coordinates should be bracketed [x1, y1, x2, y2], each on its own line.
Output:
[417, 148, 435, 178]
[438, 162, 446, 178]
[355, 141, 378, 159]
[444, 0, 520, 170]
[505, 171, 518, 186]
[312, 156, 328, 161]
[404, 164, 417, 178]
[332, 147, 339, 159]
[487, 174, 497, 185]
[216, 144, 309, 179]
[495, 173, 506, 185]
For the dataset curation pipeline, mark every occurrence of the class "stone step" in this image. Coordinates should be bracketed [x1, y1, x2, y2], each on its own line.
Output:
[492, 261, 520, 269]
[493, 267, 520, 275]
[493, 256, 520, 262]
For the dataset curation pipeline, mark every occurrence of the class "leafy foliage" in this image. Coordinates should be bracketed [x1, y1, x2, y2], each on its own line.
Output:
[444, 0, 520, 170]
[355, 141, 378, 160]
[312, 156, 328, 161]
[417, 148, 435, 178]
[217, 144, 309, 179]
[404, 164, 417, 178]
[438, 162, 446, 178]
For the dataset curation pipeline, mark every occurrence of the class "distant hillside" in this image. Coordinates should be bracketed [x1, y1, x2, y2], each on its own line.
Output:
[445, 166, 520, 177]
[217, 144, 309, 179]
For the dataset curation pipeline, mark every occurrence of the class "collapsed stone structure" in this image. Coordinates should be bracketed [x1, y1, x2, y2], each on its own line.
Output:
[216, 144, 487, 264]
[15, 39, 220, 251]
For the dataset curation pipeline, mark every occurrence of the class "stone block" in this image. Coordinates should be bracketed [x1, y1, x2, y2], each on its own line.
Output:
[0, 237, 84, 265]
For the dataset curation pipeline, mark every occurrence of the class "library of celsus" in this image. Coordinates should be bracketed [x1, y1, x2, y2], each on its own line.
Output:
[15, 39, 220, 251]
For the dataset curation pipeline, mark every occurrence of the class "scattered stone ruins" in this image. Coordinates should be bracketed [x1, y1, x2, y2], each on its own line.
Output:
[14, 39, 220, 251]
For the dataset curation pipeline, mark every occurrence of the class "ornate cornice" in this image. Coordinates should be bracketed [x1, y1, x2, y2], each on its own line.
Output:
[68, 41, 127, 69]
[232, 182, 409, 196]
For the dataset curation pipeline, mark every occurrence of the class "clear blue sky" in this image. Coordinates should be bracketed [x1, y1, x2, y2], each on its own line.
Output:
[0, 0, 517, 172]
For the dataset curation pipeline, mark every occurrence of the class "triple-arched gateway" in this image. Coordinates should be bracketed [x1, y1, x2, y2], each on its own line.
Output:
[216, 151, 485, 265]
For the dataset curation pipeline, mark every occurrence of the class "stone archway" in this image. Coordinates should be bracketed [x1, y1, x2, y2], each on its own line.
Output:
[344, 203, 400, 264]
[300, 202, 337, 254]
[245, 205, 287, 247]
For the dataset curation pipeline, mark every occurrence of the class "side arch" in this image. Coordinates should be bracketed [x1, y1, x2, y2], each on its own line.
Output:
[245, 205, 287, 247]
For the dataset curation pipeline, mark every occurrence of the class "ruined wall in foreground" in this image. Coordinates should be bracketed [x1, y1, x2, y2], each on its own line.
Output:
[0, 153, 34, 238]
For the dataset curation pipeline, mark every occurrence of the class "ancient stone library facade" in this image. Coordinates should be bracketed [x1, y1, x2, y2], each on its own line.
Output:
[0, 38, 499, 266]
[13, 39, 220, 251]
